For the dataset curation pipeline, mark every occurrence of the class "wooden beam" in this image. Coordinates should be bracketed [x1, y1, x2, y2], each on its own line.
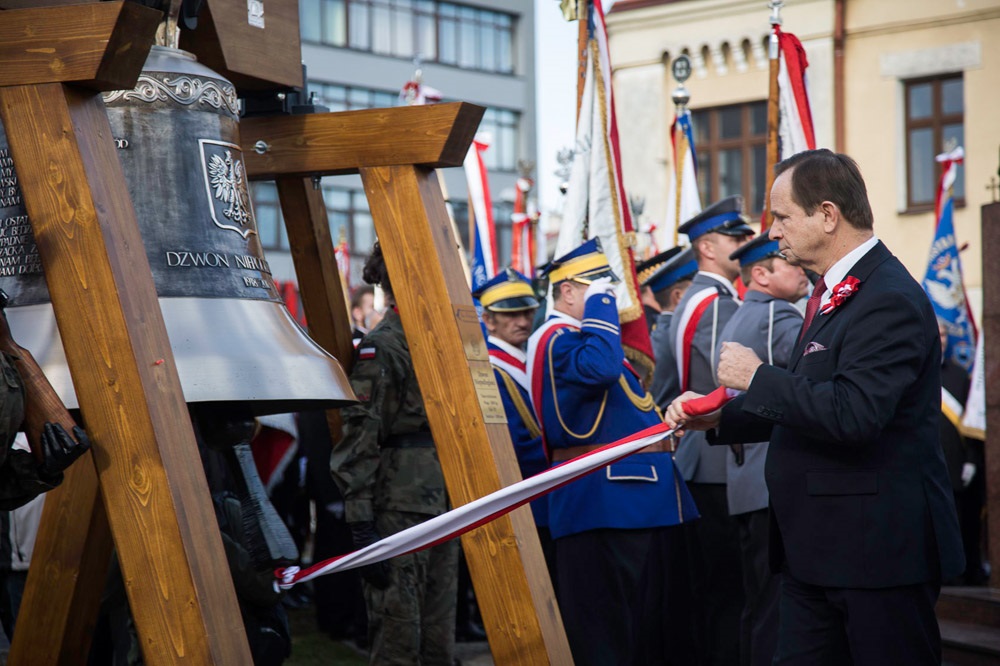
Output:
[8, 456, 113, 665]
[275, 176, 356, 442]
[0, 83, 251, 664]
[360, 164, 571, 664]
[178, 0, 303, 92]
[276, 177, 355, 369]
[982, 202, 1000, 590]
[241, 103, 484, 180]
[0, 1, 159, 90]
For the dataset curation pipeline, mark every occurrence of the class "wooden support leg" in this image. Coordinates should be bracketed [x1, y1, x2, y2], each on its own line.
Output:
[0, 83, 251, 664]
[275, 177, 356, 440]
[360, 164, 570, 664]
[9, 456, 112, 665]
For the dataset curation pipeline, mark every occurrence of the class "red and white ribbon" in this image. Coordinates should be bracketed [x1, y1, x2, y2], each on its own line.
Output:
[276, 388, 739, 590]
[276, 423, 675, 589]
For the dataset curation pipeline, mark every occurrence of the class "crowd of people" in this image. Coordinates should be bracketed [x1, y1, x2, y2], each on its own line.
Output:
[0, 149, 987, 666]
[323, 149, 982, 666]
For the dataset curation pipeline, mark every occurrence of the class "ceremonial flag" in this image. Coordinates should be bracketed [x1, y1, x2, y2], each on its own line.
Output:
[762, 20, 817, 231]
[961, 331, 985, 439]
[922, 146, 977, 372]
[665, 109, 701, 247]
[334, 228, 350, 290]
[776, 27, 816, 160]
[251, 413, 298, 493]
[465, 134, 498, 291]
[399, 75, 442, 106]
[557, 0, 654, 376]
[511, 177, 538, 277]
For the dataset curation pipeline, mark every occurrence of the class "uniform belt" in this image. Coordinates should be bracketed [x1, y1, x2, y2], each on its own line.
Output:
[550, 438, 674, 462]
[382, 432, 435, 449]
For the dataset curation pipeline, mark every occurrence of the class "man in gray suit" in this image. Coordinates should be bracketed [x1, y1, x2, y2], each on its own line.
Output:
[668, 195, 753, 665]
[720, 233, 808, 666]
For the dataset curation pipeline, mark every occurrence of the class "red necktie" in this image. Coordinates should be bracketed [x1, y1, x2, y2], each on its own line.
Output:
[799, 276, 827, 342]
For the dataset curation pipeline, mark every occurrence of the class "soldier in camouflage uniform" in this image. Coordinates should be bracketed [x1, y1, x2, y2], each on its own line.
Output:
[331, 242, 457, 666]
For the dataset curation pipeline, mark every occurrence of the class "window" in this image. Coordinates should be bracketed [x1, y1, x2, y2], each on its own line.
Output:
[905, 74, 964, 210]
[299, 0, 515, 74]
[251, 182, 289, 251]
[477, 108, 520, 172]
[450, 200, 515, 270]
[310, 81, 398, 111]
[250, 182, 371, 286]
[691, 101, 768, 216]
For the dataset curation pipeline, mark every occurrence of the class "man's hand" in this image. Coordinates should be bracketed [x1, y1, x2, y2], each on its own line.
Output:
[348, 521, 391, 590]
[717, 342, 764, 391]
[584, 277, 616, 300]
[38, 424, 91, 478]
[664, 391, 722, 438]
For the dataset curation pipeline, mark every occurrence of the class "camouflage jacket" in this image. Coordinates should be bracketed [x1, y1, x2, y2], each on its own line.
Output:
[330, 309, 447, 523]
[0, 351, 59, 511]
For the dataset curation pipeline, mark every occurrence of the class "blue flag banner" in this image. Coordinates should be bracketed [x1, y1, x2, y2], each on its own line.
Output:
[921, 147, 976, 372]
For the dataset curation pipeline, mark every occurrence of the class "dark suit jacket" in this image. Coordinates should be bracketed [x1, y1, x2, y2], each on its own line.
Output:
[713, 241, 964, 588]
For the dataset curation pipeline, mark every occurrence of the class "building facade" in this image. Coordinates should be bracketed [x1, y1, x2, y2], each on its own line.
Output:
[606, 0, 1000, 315]
[255, 0, 538, 286]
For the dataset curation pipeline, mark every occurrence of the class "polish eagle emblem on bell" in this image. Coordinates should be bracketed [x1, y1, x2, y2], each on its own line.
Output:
[199, 138, 257, 239]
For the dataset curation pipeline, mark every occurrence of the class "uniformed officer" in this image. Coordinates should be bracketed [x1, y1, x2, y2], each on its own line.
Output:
[526, 238, 698, 666]
[717, 233, 807, 666]
[667, 195, 753, 666]
[472, 269, 554, 574]
[643, 247, 697, 409]
[331, 242, 457, 666]
[635, 250, 672, 332]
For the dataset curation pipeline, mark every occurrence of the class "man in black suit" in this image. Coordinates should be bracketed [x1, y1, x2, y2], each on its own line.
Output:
[666, 149, 964, 665]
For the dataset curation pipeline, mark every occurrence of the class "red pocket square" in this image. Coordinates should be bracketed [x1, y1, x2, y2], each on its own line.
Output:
[803, 341, 827, 356]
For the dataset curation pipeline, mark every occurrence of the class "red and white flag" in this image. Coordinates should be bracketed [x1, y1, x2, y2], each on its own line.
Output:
[465, 134, 498, 290]
[334, 230, 350, 291]
[776, 26, 816, 160]
[511, 177, 538, 277]
[557, 0, 654, 376]
[399, 76, 443, 106]
[664, 109, 702, 247]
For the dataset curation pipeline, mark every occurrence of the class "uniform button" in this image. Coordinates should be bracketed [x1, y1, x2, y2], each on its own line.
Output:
[602, 297, 611, 305]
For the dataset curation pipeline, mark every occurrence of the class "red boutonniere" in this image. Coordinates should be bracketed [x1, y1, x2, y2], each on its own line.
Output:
[820, 276, 861, 315]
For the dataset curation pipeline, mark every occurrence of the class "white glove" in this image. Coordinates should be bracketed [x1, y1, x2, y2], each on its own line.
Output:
[584, 276, 617, 300]
[961, 462, 976, 487]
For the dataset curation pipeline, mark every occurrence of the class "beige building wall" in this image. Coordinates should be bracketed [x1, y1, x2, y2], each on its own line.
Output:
[842, 0, 1000, 318]
[607, 0, 1000, 317]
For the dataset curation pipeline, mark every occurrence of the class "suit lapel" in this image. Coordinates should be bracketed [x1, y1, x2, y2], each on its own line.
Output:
[791, 241, 892, 367]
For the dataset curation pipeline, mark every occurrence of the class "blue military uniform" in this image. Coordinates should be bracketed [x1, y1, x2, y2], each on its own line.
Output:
[716, 234, 804, 666]
[472, 269, 548, 527]
[526, 239, 697, 665]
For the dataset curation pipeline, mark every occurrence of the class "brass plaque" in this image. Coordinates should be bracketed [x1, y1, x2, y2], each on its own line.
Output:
[454, 305, 507, 424]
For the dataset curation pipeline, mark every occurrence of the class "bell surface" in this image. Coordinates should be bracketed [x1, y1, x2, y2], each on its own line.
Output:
[0, 46, 355, 414]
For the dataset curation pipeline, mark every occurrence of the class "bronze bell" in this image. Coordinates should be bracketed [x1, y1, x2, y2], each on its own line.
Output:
[0, 44, 354, 416]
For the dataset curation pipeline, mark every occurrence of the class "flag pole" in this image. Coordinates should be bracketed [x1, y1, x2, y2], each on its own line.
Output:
[577, 0, 591, 123]
[762, 0, 784, 232]
[670, 57, 692, 247]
